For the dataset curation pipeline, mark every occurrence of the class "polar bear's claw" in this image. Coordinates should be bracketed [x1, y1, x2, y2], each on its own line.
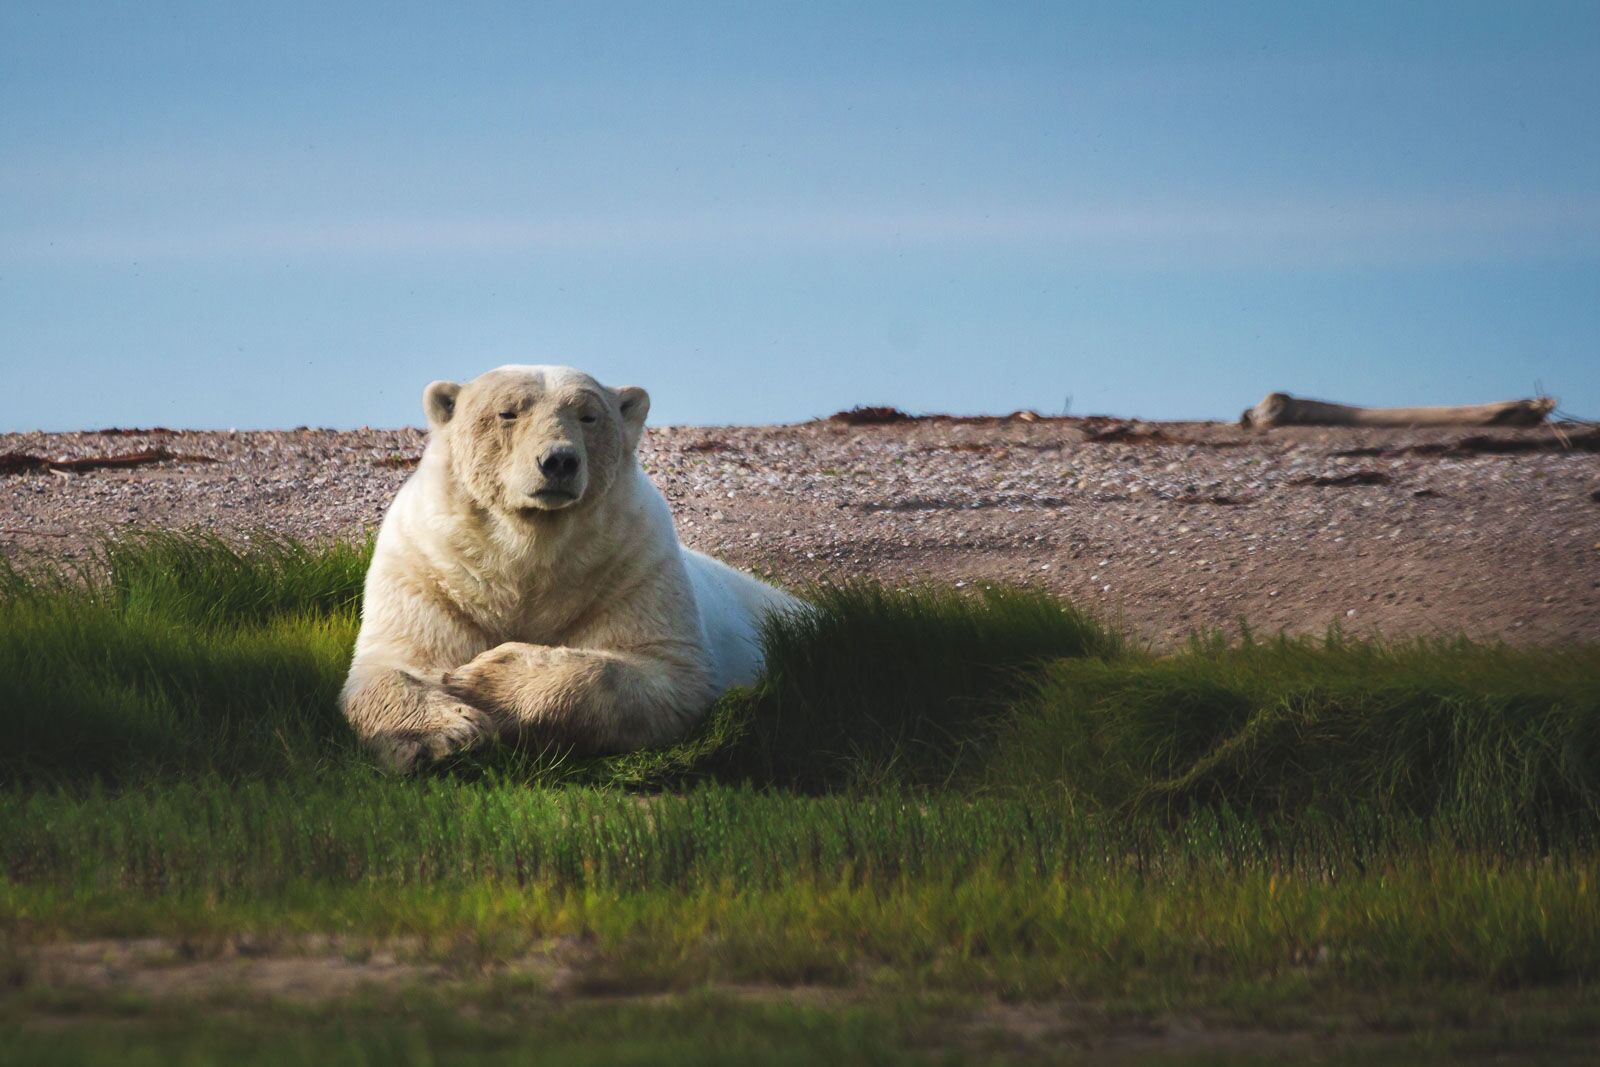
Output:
[423, 701, 496, 757]
[369, 701, 495, 774]
[370, 734, 428, 775]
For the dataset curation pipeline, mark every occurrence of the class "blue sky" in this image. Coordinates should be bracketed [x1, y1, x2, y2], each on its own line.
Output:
[2, 2, 1597, 430]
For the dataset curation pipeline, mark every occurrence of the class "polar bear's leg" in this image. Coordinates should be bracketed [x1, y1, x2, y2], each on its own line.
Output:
[342, 666, 498, 772]
[441, 641, 712, 753]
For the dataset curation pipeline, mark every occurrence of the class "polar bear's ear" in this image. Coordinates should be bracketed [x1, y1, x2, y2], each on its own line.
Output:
[616, 386, 650, 445]
[423, 380, 462, 429]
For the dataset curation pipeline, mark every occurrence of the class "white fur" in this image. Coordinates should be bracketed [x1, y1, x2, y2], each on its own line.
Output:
[341, 364, 801, 771]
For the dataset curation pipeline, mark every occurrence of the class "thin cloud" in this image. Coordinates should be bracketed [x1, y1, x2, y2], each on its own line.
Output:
[7, 196, 1599, 268]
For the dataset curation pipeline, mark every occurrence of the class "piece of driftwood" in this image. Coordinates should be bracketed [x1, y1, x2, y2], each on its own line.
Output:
[0, 448, 216, 476]
[826, 407, 1053, 426]
[1240, 392, 1555, 430]
[1083, 424, 1186, 445]
[1332, 429, 1600, 458]
[830, 405, 912, 425]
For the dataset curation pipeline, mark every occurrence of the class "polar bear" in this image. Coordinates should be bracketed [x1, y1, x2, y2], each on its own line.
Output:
[341, 364, 801, 772]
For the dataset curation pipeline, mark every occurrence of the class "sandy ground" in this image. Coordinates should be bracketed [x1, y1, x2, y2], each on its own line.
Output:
[2, 416, 1597, 646]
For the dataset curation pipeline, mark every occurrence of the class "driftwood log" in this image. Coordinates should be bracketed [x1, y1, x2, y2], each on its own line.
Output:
[1240, 392, 1555, 430]
[0, 448, 217, 476]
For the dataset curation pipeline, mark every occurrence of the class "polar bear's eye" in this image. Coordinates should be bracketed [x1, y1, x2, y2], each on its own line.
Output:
[497, 410, 518, 421]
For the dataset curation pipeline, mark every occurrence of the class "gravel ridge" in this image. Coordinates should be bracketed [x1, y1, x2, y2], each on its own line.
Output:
[3, 418, 1596, 647]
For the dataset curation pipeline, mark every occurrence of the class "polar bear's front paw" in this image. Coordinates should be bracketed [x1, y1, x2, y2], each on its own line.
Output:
[441, 642, 561, 711]
[368, 701, 495, 774]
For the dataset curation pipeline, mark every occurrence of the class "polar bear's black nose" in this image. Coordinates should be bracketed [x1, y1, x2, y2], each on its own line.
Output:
[539, 446, 581, 480]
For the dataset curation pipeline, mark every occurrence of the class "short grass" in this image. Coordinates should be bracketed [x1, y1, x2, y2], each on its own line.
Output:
[3, 532, 1599, 1061]
[0, 997, 941, 1067]
[6, 986, 1600, 1067]
[15, 989, 1599, 1067]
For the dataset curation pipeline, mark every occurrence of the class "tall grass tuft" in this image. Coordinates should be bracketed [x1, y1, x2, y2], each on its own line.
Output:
[0, 533, 367, 784]
[97, 530, 371, 626]
[991, 633, 1600, 833]
[695, 582, 1122, 790]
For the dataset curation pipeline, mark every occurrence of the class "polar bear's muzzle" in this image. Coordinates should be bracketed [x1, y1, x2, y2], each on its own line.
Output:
[519, 444, 586, 511]
[523, 489, 579, 511]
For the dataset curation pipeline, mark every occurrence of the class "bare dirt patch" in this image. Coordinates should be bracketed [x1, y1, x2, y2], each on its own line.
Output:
[11, 939, 1597, 1062]
[17, 938, 443, 1003]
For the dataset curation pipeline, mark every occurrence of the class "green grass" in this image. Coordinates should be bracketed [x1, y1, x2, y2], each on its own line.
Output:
[14, 991, 1599, 1067]
[2, 533, 364, 784]
[990, 636, 1600, 828]
[0, 990, 967, 1067]
[3, 532, 1600, 1059]
[7, 986, 1600, 1067]
[6, 531, 1596, 821]
[6, 793, 1600, 992]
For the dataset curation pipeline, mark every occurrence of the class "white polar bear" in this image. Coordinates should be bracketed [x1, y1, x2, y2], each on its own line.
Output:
[341, 364, 802, 772]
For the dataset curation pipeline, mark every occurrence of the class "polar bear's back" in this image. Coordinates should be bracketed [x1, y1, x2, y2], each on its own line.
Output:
[683, 549, 800, 691]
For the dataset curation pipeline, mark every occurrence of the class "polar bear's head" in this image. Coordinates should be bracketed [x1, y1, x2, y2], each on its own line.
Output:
[422, 365, 649, 516]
